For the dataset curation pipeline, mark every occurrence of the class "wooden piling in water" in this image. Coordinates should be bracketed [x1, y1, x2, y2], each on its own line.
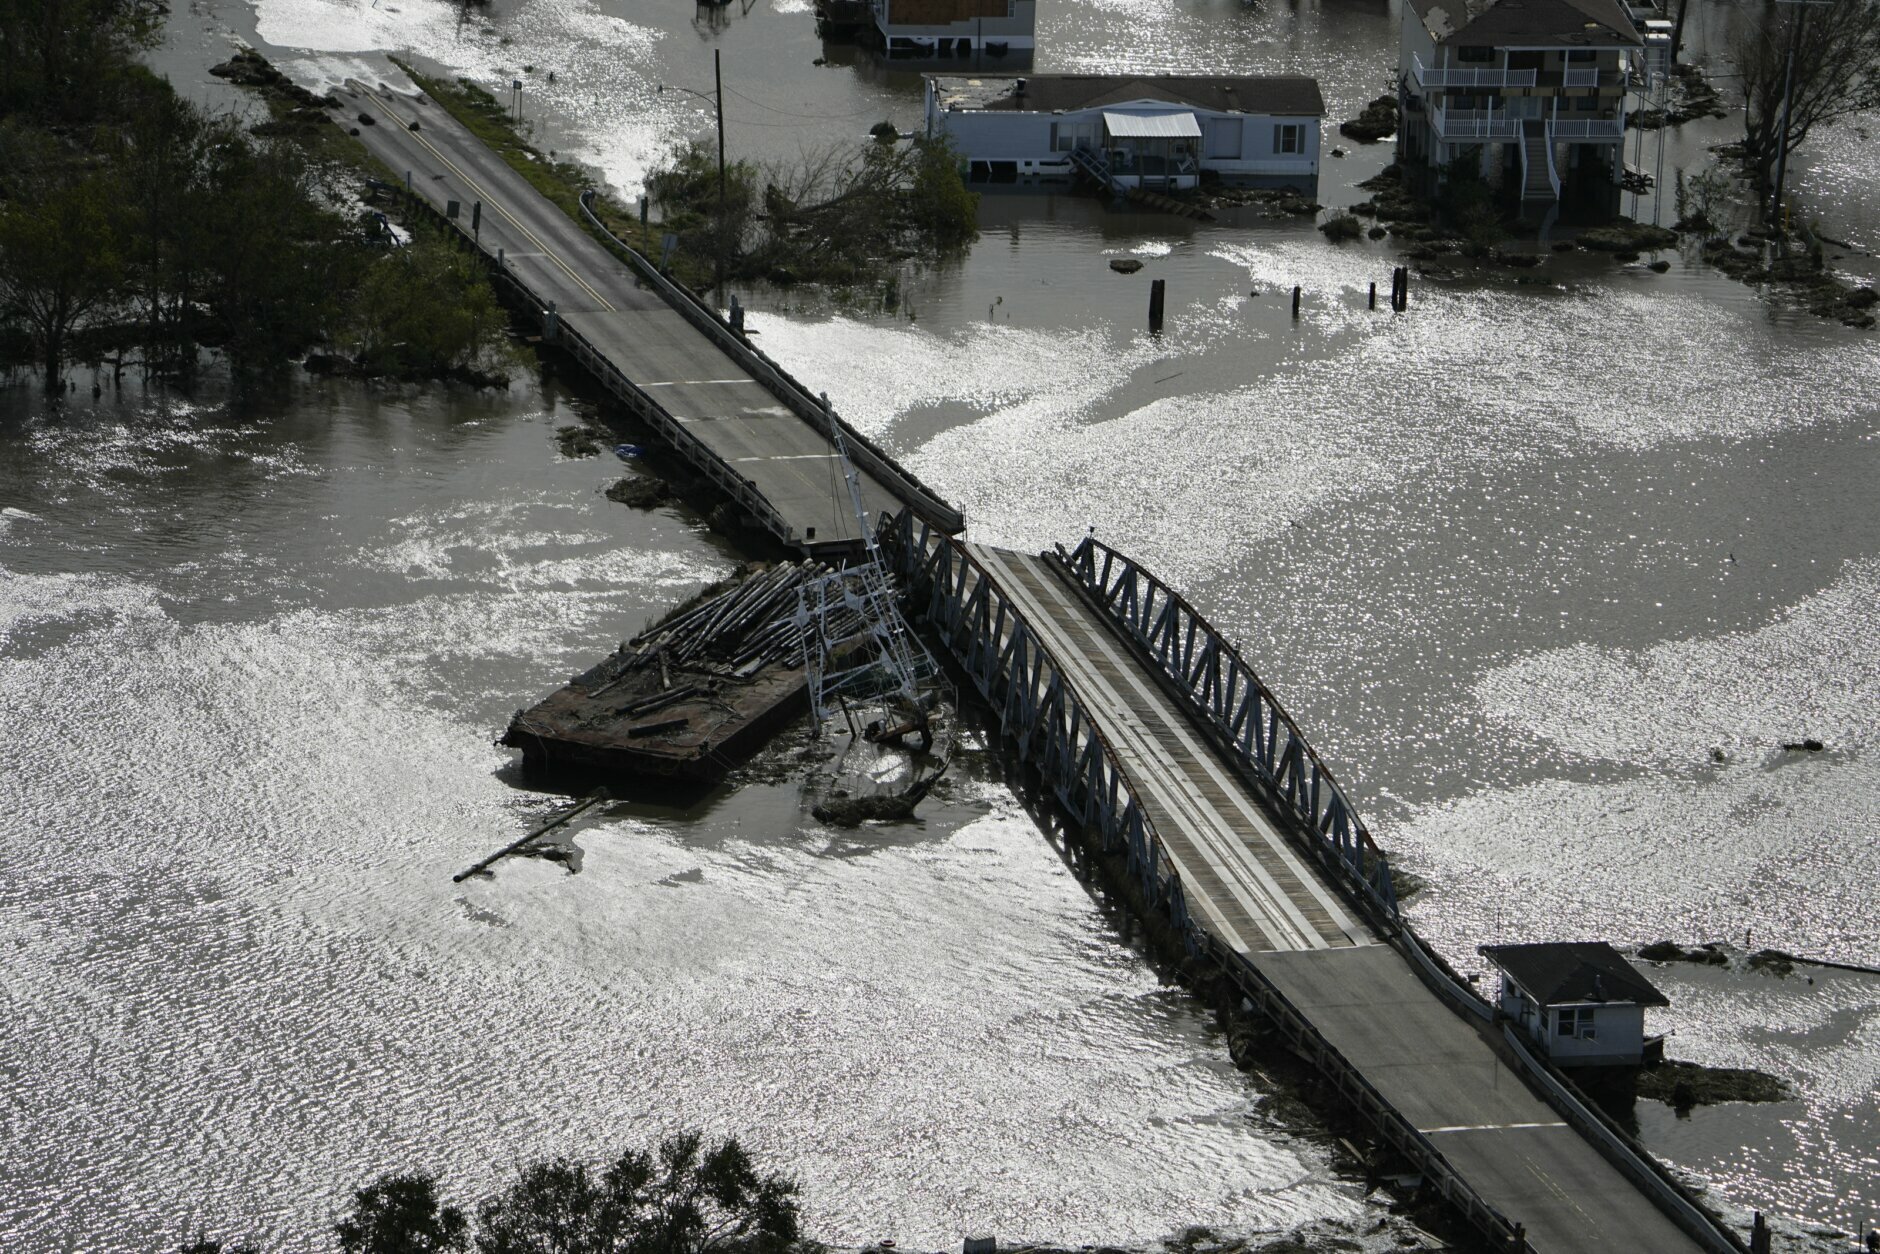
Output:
[1148, 278, 1166, 331]
[1368, 281, 1377, 310]
[1292, 285, 1301, 319]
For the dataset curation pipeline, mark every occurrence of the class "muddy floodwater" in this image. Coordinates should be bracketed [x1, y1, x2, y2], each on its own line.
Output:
[3, 0, 1878, 1250]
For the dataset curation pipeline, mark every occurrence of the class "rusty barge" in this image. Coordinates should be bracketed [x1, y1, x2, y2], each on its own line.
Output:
[501, 562, 836, 785]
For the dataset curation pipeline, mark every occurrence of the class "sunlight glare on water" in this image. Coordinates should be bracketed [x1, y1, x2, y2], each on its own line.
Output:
[0, 392, 1357, 1252]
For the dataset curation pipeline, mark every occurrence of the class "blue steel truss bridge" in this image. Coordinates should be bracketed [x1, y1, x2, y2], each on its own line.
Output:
[883, 513, 1752, 1254]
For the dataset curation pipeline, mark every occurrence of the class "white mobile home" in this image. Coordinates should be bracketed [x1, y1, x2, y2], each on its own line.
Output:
[924, 74, 1324, 192]
[1480, 942, 1670, 1068]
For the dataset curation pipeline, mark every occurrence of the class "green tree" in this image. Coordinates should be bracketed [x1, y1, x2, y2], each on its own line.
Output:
[905, 136, 978, 249]
[0, 128, 126, 392]
[353, 233, 507, 377]
[474, 1133, 800, 1254]
[335, 1172, 471, 1254]
[646, 139, 759, 279]
[0, 0, 162, 121]
[1731, 0, 1880, 210]
[103, 74, 226, 375]
[193, 134, 356, 374]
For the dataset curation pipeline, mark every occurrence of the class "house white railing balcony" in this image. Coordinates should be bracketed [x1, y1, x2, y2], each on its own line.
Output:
[1431, 105, 1522, 141]
[1551, 116, 1625, 139]
[1412, 52, 1537, 89]
[1562, 65, 1602, 87]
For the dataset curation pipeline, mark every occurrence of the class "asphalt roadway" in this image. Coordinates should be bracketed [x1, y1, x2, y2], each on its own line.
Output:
[337, 76, 901, 551]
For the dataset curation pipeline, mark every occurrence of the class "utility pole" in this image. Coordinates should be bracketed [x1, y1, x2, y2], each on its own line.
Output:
[656, 59, 730, 297]
[715, 48, 727, 300]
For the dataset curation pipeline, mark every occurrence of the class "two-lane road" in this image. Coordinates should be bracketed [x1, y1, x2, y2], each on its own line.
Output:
[341, 76, 902, 550]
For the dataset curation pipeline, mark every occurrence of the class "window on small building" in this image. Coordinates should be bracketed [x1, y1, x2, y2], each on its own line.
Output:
[1457, 45, 1493, 62]
[1273, 123, 1304, 154]
[1555, 1007, 1597, 1039]
[1576, 96, 1601, 112]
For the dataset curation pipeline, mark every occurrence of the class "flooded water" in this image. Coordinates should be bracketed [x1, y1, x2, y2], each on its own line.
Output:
[4, 0, 1878, 1249]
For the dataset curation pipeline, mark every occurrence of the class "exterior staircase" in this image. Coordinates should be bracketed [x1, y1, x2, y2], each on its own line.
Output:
[1519, 119, 1559, 201]
[1067, 145, 1215, 220]
[1067, 144, 1124, 196]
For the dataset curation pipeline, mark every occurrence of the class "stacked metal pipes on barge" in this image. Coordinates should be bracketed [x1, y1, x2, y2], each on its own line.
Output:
[500, 560, 887, 785]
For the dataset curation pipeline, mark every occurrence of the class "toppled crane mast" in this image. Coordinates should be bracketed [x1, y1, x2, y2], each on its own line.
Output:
[500, 561, 835, 786]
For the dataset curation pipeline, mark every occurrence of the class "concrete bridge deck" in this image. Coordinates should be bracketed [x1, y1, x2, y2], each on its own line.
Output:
[336, 76, 954, 556]
[932, 539, 1714, 1254]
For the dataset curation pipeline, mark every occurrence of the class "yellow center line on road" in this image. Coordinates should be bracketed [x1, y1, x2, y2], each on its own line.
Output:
[351, 81, 615, 314]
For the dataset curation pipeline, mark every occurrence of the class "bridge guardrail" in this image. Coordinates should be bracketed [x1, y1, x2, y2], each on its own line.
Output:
[578, 192, 966, 537]
[1202, 933, 1537, 1254]
[1500, 1027, 1751, 1254]
[552, 316, 796, 544]
[880, 510, 1191, 934]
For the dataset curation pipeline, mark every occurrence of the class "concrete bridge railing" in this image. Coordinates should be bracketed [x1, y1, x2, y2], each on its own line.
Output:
[385, 181, 802, 550]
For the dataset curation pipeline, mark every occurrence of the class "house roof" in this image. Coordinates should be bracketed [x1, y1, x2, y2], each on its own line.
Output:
[926, 74, 1325, 117]
[1407, 0, 1642, 47]
[1479, 942, 1670, 1007]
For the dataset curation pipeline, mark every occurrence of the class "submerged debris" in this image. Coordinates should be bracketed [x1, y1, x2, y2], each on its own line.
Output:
[1636, 1059, 1792, 1111]
[605, 476, 673, 509]
[1338, 94, 1399, 144]
[1638, 941, 1730, 966]
[811, 760, 947, 827]
[556, 424, 605, 457]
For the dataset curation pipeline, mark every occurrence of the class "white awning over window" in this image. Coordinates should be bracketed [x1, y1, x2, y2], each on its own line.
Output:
[1101, 111, 1202, 139]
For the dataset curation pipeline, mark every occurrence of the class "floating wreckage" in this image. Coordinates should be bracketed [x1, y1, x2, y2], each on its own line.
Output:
[796, 424, 952, 827]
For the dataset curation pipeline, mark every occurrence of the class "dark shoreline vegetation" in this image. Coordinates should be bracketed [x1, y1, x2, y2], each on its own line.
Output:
[399, 60, 980, 297]
[0, 5, 514, 396]
[1339, 157, 1878, 329]
[183, 1131, 803, 1254]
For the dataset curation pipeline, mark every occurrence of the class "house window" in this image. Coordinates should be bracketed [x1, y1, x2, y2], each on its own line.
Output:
[1273, 123, 1304, 154]
[1452, 93, 1478, 110]
[1457, 45, 1493, 62]
[1576, 96, 1600, 112]
[1555, 1007, 1597, 1040]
